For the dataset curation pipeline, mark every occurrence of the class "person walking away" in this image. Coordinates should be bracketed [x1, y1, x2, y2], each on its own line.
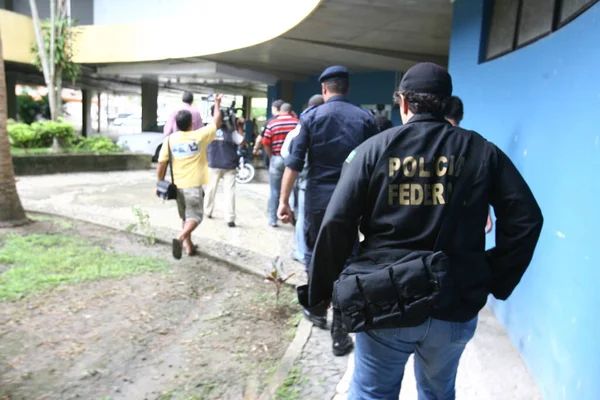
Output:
[262, 102, 299, 227]
[163, 91, 204, 136]
[444, 95, 493, 233]
[281, 94, 324, 263]
[254, 99, 285, 168]
[299, 63, 543, 399]
[205, 106, 246, 228]
[156, 94, 224, 259]
[277, 66, 379, 356]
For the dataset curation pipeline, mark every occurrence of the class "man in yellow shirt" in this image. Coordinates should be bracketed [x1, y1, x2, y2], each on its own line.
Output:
[157, 94, 224, 259]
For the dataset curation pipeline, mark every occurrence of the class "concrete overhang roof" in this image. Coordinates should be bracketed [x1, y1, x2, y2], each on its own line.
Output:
[208, 0, 453, 76]
[1, 0, 452, 95]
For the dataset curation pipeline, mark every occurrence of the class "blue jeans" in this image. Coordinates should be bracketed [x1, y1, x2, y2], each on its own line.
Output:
[349, 316, 478, 400]
[268, 155, 285, 225]
[294, 186, 307, 263]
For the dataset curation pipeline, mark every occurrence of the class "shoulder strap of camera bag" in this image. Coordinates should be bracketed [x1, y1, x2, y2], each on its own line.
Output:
[433, 133, 485, 252]
[167, 137, 175, 185]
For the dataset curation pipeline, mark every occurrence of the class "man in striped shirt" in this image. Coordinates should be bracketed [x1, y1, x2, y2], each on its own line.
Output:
[262, 103, 299, 227]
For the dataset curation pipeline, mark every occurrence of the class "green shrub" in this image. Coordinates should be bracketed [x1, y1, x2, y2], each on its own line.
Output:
[17, 94, 43, 124]
[31, 119, 75, 147]
[8, 123, 39, 149]
[75, 136, 120, 153]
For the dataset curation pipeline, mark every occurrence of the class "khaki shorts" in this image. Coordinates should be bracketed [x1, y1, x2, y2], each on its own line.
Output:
[176, 187, 204, 223]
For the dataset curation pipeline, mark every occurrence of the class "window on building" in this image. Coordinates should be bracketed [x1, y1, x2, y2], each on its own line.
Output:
[484, 0, 599, 61]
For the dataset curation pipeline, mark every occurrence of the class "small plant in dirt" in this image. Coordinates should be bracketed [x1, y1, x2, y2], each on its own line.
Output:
[125, 207, 156, 245]
[264, 257, 295, 306]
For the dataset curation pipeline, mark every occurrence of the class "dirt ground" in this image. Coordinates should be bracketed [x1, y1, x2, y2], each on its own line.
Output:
[0, 215, 300, 400]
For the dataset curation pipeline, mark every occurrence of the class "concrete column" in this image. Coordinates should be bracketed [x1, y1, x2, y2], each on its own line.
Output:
[81, 89, 92, 137]
[266, 84, 281, 119]
[141, 77, 158, 132]
[5, 72, 17, 120]
[96, 92, 101, 132]
[2, 0, 14, 11]
[242, 96, 252, 119]
[280, 80, 294, 105]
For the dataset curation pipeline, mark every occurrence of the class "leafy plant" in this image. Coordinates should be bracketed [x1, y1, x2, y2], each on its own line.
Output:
[125, 207, 156, 246]
[31, 18, 80, 85]
[8, 122, 38, 149]
[17, 94, 49, 124]
[264, 257, 295, 305]
[75, 136, 120, 153]
[30, 119, 75, 147]
[29, 0, 80, 124]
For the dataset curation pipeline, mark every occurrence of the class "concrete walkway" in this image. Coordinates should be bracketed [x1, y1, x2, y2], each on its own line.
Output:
[15, 170, 541, 399]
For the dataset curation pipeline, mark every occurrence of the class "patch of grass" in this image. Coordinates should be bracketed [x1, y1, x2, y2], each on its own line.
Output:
[0, 234, 169, 301]
[262, 359, 279, 387]
[28, 214, 73, 229]
[275, 366, 303, 400]
[157, 385, 214, 400]
[10, 147, 53, 155]
[284, 312, 303, 340]
[252, 286, 297, 309]
[10, 146, 114, 156]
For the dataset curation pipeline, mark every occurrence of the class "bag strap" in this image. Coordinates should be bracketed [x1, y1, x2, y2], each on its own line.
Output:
[167, 137, 175, 184]
[433, 133, 485, 252]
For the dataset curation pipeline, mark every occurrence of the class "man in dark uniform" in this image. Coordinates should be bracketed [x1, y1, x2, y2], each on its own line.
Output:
[278, 66, 379, 357]
[302, 63, 543, 399]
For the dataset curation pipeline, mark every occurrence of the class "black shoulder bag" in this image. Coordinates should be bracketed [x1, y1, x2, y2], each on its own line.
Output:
[156, 138, 178, 200]
[332, 133, 485, 332]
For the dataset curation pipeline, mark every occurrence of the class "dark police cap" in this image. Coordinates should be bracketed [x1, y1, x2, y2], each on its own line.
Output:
[399, 62, 452, 96]
[318, 66, 349, 83]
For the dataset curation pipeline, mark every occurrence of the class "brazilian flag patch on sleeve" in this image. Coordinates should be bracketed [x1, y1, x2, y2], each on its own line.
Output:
[345, 150, 357, 164]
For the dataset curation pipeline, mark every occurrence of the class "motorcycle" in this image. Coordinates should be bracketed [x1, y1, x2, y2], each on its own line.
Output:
[236, 147, 255, 184]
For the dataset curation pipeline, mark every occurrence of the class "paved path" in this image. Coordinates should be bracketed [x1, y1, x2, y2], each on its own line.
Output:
[15, 170, 541, 400]
[16, 169, 307, 285]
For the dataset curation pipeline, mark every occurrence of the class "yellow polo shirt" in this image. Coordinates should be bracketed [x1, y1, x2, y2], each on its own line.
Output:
[158, 123, 217, 188]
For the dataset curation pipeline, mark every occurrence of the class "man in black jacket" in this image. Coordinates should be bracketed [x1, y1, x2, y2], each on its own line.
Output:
[303, 63, 543, 399]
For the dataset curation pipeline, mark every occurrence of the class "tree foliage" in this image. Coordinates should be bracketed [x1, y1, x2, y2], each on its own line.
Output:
[30, 17, 80, 85]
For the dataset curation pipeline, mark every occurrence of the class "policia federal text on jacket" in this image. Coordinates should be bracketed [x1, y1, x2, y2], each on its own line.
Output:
[305, 78, 543, 326]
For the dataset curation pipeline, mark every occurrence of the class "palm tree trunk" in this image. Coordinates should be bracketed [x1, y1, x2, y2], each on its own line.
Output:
[0, 34, 28, 227]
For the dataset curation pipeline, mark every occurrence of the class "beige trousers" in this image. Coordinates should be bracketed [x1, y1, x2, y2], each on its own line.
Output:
[204, 168, 236, 223]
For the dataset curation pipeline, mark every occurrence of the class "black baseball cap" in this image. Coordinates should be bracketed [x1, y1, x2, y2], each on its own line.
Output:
[399, 62, 453, 96]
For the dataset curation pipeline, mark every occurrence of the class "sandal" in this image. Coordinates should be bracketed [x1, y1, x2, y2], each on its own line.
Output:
[172, 239, 182, 260]
[185, 244, 198, 256]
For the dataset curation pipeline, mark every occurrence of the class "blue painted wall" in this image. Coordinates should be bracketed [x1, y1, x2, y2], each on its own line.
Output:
[450, 1, 600, 399]
[267, 71, 402, 126]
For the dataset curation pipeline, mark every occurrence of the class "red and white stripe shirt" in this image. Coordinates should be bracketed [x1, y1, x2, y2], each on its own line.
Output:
[262, 114, 300, 156]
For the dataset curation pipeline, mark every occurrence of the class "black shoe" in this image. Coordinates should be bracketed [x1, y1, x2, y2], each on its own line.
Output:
[302, 308, 327, 330]
[331, 312, 353, 356]
[207, 214, 212, 219]
[228, 222, 236, 228]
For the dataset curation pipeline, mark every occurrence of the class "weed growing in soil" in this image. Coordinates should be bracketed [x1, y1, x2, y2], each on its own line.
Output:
[275, 366, 304, 400]
[263, 257, 295, 305]
[125, 207, 157, 245]
[0, 234, 168, 300]
[252, 286, 297, 309]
